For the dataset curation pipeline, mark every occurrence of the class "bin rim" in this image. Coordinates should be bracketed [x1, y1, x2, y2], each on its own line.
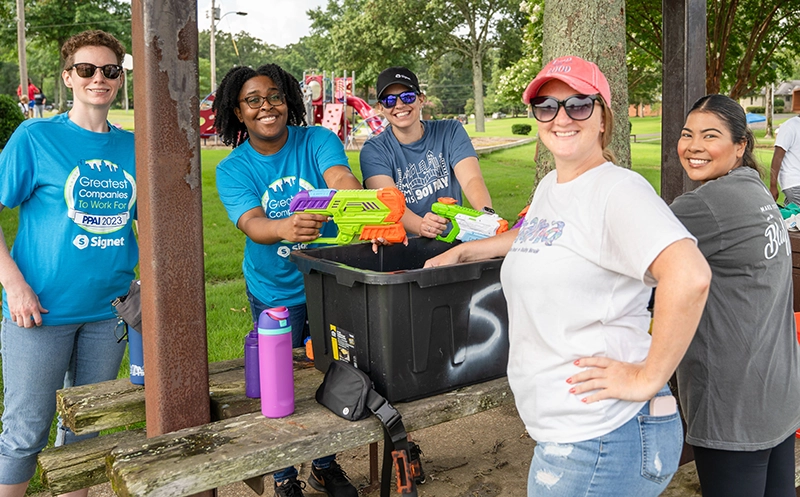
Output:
[290, 249, 504, 287]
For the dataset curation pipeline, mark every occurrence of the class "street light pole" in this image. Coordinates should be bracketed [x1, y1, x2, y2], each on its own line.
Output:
[209, 2, 246, 92]
[210, 0, 217, 92]
[16, 0, 28, 107]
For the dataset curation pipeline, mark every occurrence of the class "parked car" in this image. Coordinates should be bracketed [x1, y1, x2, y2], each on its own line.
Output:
[491, 112, 507, 119]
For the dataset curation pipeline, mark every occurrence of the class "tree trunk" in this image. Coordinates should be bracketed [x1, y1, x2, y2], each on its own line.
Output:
[472, 50, 486, 132]
[765, 84, 773, 138]
[536, 0, 630, 183]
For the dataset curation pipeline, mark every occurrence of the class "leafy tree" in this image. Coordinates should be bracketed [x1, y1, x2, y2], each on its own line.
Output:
[490, 0, 543, 117]
[271, 39, 320, 82]
[0, 61, 19, 96]
[426, 0, 519, 132]
[0, 0, 131, 112]
[425, 52, 475, 114]
[198, 29, 272, 94]
[626, 0, 800, 100]
[307, 0, 429, 96]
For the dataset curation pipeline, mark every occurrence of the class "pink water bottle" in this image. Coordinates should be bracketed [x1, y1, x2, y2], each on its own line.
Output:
[258, 307, 294, 418]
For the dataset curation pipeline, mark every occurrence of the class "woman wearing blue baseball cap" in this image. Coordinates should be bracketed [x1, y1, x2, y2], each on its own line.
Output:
[426, 55, 711, 496]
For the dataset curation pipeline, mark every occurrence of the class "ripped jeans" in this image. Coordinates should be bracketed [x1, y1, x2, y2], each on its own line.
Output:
[527, 385, 682, 497]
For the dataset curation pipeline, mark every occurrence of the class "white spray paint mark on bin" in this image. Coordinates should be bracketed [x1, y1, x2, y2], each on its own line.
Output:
[452, 282, 505, 364]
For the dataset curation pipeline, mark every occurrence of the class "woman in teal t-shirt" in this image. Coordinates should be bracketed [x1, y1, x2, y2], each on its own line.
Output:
[213, 63, 361, 497]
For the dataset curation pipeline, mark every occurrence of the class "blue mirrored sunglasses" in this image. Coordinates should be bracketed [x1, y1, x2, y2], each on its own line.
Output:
[379, 91, 418, 108]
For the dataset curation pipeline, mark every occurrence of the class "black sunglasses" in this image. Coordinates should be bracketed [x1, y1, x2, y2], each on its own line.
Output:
[530, 94, 600, 123]
[70, 63, 123, 80]
[240, 93, 285, 109]
[379, 91, 418, 108]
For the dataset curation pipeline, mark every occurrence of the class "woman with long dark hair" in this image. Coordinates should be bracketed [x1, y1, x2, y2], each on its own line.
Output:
[670, 94, 800, 497]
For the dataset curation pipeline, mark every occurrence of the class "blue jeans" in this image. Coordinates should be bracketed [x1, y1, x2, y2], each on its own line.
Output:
[527, 386, 682, 497]
[244, 287, 333, 482]
[0, 317, 125, 484]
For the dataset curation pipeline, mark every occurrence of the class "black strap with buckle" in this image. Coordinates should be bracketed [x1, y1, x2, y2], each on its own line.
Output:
[366, 388, 417, 496]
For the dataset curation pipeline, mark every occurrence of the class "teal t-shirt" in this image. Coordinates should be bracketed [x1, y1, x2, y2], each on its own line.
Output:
[215, 126, 348, 308]
[0, 113, 138, 324]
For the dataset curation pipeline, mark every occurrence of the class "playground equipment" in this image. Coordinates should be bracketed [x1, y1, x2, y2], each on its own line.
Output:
[198, 72, 385, 147]
[304, 71, 385, 148]
[199, 92, 216, 141]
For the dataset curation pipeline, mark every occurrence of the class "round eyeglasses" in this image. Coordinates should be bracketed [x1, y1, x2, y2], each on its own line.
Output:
[240, 93, 285, 109]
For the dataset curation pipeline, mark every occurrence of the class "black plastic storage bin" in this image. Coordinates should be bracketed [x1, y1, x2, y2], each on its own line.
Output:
[290, 237, 509, 403]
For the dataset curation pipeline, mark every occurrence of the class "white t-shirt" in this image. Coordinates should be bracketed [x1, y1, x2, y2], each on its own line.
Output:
[776, 116, 800, 190]
[500, 162, 693, 443]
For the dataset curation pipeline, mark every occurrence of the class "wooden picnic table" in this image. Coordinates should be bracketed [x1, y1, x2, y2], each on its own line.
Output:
[39, 353, 513, 496]
[39, 352, 800, 497]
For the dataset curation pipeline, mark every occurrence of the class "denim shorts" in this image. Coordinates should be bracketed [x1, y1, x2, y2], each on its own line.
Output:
[0, 317, 126, 484]
[527, 385, 682, 497]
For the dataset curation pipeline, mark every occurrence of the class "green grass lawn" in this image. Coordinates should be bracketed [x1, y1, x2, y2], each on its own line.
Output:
[0, 113, 785, 493]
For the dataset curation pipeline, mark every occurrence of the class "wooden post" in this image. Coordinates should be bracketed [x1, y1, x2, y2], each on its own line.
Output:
[661, 0, 706, 204]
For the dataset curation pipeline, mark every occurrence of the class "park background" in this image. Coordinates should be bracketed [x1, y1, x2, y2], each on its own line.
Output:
[1, 0, 800, 493]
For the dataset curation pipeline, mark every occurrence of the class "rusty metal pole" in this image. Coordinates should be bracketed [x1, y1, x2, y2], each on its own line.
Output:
[131, 0, 211, 442]
[661, 3, 706, 468]
[661, 0, 706, 204]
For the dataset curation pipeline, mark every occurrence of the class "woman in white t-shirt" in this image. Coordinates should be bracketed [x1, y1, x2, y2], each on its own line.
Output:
[425, 56, 711, 496]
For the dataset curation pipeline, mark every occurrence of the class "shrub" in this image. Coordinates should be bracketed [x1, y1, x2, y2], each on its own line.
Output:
[512, 123, 532, 135]
[775, 97, 785, 107]
[0, 94, 24, 149]
[746, 105, 785, 114]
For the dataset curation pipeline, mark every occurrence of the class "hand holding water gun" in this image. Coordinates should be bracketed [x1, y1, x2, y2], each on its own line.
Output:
[430, 197, 509, 243]
[288, 187, 407, 245]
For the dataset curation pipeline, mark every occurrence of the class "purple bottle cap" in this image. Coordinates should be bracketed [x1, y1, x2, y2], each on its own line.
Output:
[258, 307, 291, 335]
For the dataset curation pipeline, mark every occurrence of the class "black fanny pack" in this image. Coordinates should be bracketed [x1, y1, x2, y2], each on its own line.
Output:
[316, 361, 418, 496]
[111, 280, 142, 338]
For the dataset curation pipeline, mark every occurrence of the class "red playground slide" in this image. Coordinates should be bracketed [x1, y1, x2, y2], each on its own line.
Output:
[345, 96, 385, 135]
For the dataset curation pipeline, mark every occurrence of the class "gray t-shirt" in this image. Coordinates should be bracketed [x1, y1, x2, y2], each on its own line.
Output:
[671, 166, 800, 450]
[359, 120, 477, 216]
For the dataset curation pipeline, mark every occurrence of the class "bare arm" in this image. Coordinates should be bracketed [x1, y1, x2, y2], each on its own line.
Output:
[322, 165, 362, 190]
[770, 146, 787, 200]
[423, 228, 518, 267]
[453, 156, 492, 211]
[0, 203, 48, 327]
[238, 166, 363, 245]
[567, 238, 710, 403]
[365, 174, 448, 238]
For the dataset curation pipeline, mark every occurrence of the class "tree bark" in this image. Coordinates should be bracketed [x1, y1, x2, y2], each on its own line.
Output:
[766, 83, 773, 138]
[472, 50, 486, 132]
[535, 0, 630, 184]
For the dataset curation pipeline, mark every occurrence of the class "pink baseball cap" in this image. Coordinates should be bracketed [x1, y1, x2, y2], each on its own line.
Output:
[522, 56, 611, 106]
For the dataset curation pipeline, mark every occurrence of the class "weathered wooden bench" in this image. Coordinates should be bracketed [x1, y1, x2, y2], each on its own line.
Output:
[39, 353, 513, 496]
[39, 353, 800, 497]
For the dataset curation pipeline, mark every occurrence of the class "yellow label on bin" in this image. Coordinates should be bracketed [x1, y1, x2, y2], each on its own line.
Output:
[330, 324, 339, 361]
